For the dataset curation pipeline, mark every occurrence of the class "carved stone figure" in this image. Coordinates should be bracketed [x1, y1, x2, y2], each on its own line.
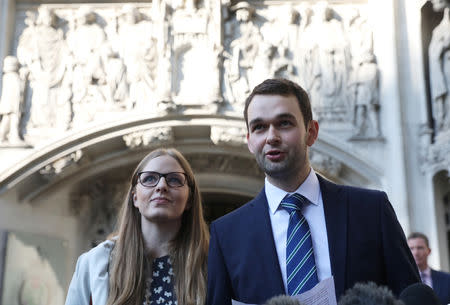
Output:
[0, 56, 24, 144]
[153, 0, 174, 110]
[67, 6, 107, 124]
[225, 1, 262, 106]
[299, 1, 349, 113]
[429, 0, 450, 135]
[249, 41, 276, 88]
[103, 47, 127, 106]
[347, 8, 373, 64]
[118, 4, 157, 111]
[260, 4, 299, 80]
[348, 52, 381, 139]
[16, 6, 69, 130]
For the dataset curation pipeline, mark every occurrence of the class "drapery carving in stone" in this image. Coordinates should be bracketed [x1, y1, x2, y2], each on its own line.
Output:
[39, 150, 83, 179]
[17, 7, 71, 132]
[0, 56, 26, 145]
[67, 6, 107, 125]
[429, 0, 450, 137]
[122, 127, 174, 149]
[210, 125, 246, 146]
[171, 0, 220, 107]
[348, 53, 381, 139]
[117, 4, 157, 111]
[224, 2, 262, 107]
[346, 9, 381, 139]
[299, 1, 350, 119]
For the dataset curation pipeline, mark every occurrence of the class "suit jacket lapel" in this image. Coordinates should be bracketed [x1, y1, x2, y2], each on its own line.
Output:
[250, 188, 285, 295]
[318, 175, 348, 297]
[431, 269, 441, 295]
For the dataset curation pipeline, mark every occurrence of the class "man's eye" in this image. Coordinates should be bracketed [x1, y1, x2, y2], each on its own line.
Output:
[279, 120, 293, 127]
[252, 124, 265, 132]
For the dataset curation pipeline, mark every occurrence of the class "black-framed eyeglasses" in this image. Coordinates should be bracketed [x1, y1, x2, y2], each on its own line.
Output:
[137, 171, 188, 188]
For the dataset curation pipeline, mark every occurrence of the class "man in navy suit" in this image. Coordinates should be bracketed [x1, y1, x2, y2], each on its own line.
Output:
[207, 78, 420, 305]
[407, 232, 450, 305]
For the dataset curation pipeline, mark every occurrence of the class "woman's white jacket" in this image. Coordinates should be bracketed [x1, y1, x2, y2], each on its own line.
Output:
[65, 240, 114, 305]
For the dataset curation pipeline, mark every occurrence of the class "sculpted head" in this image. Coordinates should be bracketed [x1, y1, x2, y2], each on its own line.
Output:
[36, 6, 56, 27]
[430, 0, 450, 12]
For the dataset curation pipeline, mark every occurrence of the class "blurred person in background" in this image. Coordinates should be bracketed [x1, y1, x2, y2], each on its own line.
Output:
[407, 232, 450, 305]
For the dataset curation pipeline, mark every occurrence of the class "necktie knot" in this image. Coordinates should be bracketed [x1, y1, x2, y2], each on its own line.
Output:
[281, 193, 308, 214]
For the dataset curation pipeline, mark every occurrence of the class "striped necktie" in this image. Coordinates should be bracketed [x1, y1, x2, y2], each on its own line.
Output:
[281, 193, 319, 295]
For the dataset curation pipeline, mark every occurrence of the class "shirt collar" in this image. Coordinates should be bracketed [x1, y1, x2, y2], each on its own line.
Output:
[266, 168, 320, 215]
[421, 267, 431, 277]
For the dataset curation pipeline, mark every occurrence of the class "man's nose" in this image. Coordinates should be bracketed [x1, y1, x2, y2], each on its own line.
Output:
[266, 125, 281, 144]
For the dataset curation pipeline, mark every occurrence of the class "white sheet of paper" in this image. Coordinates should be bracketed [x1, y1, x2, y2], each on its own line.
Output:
[292, 277, 337, 305]
[230, 277, 337, 305]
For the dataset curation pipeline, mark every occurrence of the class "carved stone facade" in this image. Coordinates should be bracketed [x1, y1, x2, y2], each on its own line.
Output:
[0, 0, 385, 147]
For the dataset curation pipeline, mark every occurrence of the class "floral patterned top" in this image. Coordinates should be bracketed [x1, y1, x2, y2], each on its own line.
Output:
[143, 255, 177, 305]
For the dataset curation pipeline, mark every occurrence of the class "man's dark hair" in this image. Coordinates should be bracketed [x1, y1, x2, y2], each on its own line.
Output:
[338, 282, 404, 305]
[243, 78, 313, 130]
[407, 232, 429, 248]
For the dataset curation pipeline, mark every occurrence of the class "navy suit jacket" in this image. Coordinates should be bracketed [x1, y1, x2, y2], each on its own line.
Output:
[207, 175, 420, 305]
[431, 269, 450, 305]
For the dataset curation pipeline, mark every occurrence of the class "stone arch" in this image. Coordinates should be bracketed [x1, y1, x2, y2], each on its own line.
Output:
[0, 114, 384, 249]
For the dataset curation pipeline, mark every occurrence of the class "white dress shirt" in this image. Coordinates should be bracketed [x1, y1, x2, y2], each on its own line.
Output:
[265, 168, 332, 293]
[420, 267, 433, 288]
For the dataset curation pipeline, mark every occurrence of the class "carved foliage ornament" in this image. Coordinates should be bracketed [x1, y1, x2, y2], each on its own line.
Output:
[210, 125, 246, 146]
[420, 130, 450, 176]
[123, 127, 174, 149]
[39, 150, 83, 179]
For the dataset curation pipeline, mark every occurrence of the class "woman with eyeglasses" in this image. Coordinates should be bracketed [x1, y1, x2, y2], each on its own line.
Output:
[65, 148, 209, 305]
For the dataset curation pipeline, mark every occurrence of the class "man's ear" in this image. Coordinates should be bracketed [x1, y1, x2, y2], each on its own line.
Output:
[306, 120, 319, 146]
[247, 132, 255, 154]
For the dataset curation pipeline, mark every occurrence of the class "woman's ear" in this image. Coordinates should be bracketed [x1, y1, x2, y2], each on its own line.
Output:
[132, 192, 138, 207]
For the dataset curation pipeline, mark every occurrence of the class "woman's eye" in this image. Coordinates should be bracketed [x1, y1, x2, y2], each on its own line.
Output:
[143, 175, 157, 183]
[168, 177, 182, 184]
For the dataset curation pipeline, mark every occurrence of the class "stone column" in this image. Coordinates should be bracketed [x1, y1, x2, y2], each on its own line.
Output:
[0, 0, 16, 95]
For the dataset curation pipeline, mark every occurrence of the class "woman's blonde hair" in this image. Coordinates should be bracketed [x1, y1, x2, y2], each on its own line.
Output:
[106, 148, 209, 305]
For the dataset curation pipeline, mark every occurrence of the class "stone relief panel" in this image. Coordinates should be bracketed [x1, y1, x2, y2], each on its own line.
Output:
[0, 0, 383, 147]
[421, 0, 450, 175]
[222, 1, 382, 140]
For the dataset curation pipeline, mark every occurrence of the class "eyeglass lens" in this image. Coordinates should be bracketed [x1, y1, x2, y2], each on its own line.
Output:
[138, 171, 186, 187]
